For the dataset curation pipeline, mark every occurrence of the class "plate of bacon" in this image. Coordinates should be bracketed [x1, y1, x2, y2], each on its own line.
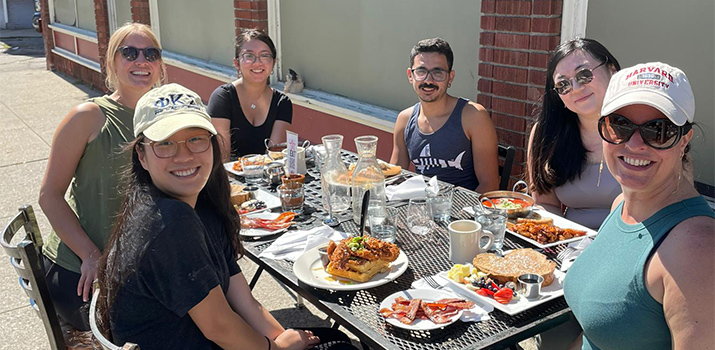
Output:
[240, 212, 295, 237]
[379, 289, 474, 330]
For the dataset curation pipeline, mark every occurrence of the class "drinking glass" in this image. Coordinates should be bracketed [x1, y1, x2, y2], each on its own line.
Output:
[241, 154, 266, 184]
[278, 183, 304, 214]
[368, 206, 397, 243]
[426, 186, 454, 222]
[406, 198, 432, 242]
[474, 206, 508, 255]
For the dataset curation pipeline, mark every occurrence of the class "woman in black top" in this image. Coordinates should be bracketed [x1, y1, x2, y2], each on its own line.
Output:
[97, 84, 358, 350]
[208, 28, 292, 160]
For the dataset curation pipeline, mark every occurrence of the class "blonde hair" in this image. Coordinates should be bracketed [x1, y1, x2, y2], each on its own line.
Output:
[105, 22, 167, 92]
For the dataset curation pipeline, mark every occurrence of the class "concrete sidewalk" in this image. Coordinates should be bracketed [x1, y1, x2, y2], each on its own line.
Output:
[0, 31, 346, 350]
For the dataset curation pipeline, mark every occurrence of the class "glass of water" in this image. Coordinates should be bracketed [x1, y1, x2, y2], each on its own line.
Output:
[241, 154, 266, 184]
[406, 198, 432, 242]
[368, 206, 397, 243]
[475, 206, 508, 255]
[426, 186, 454, 222]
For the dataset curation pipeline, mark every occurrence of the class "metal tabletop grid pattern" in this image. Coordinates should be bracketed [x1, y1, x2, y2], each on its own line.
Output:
[232, 151, 572, 349]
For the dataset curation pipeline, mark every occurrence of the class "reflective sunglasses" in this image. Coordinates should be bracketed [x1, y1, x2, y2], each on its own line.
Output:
[410, 67, 449, 82]
[141, 134, 213, 158]
[598, 114, 691, 150]
[239, 52, 274, 64]
[117, 46, 162, 62]
[553, 59, 607, 95]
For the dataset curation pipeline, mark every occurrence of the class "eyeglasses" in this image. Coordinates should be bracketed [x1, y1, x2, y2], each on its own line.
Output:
[117, 46, 162, 62]
[239, 52, 274, 64]
[410, 67, 449, 82]
[553, 59, 607, 95]
[598, 114, 691, 150]
[141, 134, 213, 158]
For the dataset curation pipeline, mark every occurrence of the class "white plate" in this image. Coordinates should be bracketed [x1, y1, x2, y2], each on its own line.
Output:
[224, 161, 245, 177]
[506, 209, 597, 248]
[379, 289, 463, 330]
[438, 267, 566, 316]
[293, 247, 409, 291]
[240, 212, 289, 237]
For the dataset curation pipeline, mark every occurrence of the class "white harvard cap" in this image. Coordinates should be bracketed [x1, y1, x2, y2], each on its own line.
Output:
[601, 62, 694, 126]
[134, 83, 217, 141]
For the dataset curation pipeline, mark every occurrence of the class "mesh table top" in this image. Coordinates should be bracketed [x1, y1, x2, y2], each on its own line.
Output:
[232, 152, 572, 350]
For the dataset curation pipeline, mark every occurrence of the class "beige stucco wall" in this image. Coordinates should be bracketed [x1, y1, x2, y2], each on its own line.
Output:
[586, 0, 715, 188]
[279, 0, 481, 113]
[157, 0, 234, 67]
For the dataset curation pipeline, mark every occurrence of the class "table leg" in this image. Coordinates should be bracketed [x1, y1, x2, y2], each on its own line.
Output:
[249, 266, 264, 290]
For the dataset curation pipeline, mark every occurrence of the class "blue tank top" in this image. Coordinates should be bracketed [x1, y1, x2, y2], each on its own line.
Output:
[564, 196, 714, 350]
[404, 98, 478, 190]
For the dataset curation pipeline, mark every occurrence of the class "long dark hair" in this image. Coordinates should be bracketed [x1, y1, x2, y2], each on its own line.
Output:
[529, 38, 621, 194]
[96, 134, 242, 337]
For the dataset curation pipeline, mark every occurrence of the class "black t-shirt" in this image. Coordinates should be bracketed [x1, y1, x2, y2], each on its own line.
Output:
[207, 83, 292, 158]
[110, 198, 241, 350]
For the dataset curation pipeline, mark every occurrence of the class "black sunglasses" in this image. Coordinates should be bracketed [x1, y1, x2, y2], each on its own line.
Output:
[598, 114, 691, 150]
[117, 46, 162, 62]
[553, 59, 607, 95]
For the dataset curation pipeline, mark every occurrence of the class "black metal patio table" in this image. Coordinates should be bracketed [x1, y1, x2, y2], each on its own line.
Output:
[232, 151, 573, 350]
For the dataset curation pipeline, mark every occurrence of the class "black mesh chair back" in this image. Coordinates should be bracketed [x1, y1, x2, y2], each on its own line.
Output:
[1, 205, 66, 350]
[498, 144, 516, 190]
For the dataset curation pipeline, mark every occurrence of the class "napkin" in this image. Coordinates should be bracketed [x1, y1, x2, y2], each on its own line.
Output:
[411, 274, 493, 322]
[259, 225, 348, 262]
[386, 175, 426, 201]
[560, 237, 594, 272]
[425, 176, 440, 196]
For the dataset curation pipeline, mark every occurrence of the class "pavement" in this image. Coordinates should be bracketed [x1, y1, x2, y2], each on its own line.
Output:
[0, 29, 536, 350]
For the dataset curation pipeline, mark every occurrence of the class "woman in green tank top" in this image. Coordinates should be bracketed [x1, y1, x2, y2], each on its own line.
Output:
[38, 22, 166, 331]
[564, 62, 715, 350]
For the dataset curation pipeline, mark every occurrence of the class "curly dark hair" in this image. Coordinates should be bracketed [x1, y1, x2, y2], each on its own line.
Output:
[410, 37, 454, 71]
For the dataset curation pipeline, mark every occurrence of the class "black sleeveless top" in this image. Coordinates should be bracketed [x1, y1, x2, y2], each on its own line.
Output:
[207, 83, 292, 157]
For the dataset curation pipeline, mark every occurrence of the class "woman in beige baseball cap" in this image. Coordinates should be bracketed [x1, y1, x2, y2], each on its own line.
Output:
[564, 62, 714, 350]
[97, 84, 357, 349]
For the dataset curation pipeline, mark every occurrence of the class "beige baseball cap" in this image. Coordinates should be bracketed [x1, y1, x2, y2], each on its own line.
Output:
[134, 83, 217, 141]
[601, 62, 694, 126]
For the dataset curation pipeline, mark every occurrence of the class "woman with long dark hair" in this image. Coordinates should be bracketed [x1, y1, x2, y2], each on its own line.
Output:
[208, 28, 292, 160]
[98, 83, 356, 350]
[527, 38, 622, 230]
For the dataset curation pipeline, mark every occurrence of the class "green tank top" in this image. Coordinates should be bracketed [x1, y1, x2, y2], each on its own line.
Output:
[43, 96, 134, 273]
[563, 196, 714, 350]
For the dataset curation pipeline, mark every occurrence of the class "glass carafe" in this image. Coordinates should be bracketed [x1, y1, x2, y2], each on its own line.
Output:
[320, 135, 351, 213]
[351, 135, 386, 223]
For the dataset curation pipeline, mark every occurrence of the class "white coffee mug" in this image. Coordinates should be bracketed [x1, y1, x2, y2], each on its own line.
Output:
[448, 220, 494, 264]
[282, 146, 307, 175]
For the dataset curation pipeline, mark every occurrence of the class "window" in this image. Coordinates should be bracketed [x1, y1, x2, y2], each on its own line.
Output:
[53, 0, 96, 32]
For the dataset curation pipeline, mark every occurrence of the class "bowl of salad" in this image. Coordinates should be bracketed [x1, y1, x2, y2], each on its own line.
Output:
[478, 181, 534, 219]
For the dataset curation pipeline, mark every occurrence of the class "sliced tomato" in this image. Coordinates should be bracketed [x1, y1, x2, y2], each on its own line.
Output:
[493, 288, 513, 304]
[476, 289, 489, 296]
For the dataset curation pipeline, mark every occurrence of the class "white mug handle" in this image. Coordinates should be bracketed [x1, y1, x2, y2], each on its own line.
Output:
[480, 230, 495, 251]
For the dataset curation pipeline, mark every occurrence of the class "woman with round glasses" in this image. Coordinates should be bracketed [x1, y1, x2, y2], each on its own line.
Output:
[98, 84, 356, 350]
[527, 38, 622, 230]
[38, 22, 165, 331]
[564, 62, 714, 350]
[208, 28, 292, 160]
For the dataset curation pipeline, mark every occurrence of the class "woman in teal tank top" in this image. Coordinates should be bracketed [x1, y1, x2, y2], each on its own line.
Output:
[38, 23, 166, 331]
[564, 62, 715, 350]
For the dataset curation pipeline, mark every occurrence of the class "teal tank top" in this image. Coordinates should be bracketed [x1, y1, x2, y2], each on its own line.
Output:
[563, 196, 714, 350]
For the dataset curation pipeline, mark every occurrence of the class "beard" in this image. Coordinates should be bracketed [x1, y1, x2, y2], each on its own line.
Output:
[417, 83, 441, 103]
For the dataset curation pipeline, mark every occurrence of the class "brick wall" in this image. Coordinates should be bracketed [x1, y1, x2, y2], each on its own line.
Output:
[131, 0, 151, 25]
[94, 0, 111, 93]
[39, 0, 54, 70]
[234, 0, 268, 36]
[478, 0, 562, 184]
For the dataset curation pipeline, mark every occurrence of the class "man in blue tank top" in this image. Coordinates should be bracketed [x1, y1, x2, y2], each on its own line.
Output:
[390, 38, 499, 193]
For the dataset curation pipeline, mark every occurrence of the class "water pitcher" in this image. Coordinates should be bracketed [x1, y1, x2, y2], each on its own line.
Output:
[351, 136, 386, 223]
[320, 135, 351, 213]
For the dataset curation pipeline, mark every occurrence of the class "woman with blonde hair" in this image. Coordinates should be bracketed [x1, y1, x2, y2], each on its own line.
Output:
[39, 22, 166, 331]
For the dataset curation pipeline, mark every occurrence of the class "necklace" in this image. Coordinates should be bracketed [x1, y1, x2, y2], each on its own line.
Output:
[250, 103, 256, 109]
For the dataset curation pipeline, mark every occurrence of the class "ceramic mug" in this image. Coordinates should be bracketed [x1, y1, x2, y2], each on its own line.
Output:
[447, 220, 494, 264]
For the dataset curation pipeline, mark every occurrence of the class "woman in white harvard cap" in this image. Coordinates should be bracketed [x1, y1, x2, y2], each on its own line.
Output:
[564, 63, 714, 350]
[96, 84, 357, 350]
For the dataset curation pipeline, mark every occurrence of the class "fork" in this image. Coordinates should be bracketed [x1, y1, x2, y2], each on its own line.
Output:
[423, 275, 444, 290]
[556, 246, 578, 261]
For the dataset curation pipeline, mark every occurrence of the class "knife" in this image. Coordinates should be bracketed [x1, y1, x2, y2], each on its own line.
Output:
[359, 190, 370, 237]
